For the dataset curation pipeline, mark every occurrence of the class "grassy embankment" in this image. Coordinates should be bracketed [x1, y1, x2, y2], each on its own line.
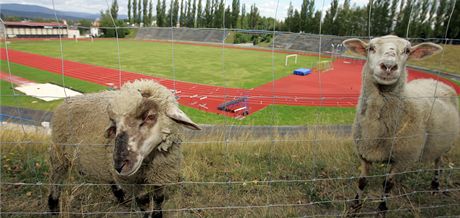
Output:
[0, 126, 459, 217]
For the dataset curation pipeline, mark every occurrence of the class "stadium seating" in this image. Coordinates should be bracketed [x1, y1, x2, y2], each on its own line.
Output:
[136, 28, 228, 43]
[274, 33, 345, 53]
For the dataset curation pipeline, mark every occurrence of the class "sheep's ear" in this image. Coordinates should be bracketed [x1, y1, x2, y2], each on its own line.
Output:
[166, 105, 201, 130]
[343, 38, 368, 56]
[409, 43, 443, 60]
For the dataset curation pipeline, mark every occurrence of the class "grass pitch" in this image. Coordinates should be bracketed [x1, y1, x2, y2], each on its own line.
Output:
[4, 39, 321, 89]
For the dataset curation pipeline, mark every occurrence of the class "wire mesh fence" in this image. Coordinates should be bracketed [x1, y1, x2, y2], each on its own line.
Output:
[0, 0, 459, 217]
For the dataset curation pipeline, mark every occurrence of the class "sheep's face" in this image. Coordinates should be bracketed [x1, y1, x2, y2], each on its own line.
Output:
[343, 35, 442, 86]
[106, 91, 201, 177]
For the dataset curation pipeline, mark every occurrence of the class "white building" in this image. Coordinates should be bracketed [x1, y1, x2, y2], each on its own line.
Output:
[3, 21, 68, 38]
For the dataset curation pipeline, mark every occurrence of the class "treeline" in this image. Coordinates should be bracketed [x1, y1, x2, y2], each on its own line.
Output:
[121, 0, 459, 39]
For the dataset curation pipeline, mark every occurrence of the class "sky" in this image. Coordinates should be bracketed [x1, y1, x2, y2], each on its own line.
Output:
[1, 0, 368, 20]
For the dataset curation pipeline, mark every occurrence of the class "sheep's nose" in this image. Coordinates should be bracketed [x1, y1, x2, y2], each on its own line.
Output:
[114, 160, 129, 173]
[380, 61, 398, 73]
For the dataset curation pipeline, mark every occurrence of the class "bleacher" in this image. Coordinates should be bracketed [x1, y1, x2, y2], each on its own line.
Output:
[136, 28, 228, 43]
[274, 33, 346, 53]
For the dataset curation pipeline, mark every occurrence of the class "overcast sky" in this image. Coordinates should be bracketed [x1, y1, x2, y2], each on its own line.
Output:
[1, 0, 368, 20]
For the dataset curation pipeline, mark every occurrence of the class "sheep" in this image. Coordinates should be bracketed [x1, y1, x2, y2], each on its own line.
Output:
[343, 35, 459, 216]
[48, 79, 201, 218]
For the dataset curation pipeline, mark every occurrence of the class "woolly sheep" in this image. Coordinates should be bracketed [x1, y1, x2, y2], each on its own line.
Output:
[48, 79, 201, 217]
[343, 35, 459, 216]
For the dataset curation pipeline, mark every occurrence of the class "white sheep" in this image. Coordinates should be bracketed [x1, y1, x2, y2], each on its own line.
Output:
[48, 79, 201, 217]
[343, 35, 459, 216]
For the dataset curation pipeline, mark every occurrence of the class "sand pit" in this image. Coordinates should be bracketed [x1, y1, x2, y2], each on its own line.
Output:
[15, 83, 82, 101]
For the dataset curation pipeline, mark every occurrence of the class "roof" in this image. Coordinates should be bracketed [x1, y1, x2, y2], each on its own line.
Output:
[4, 21, 66, 28]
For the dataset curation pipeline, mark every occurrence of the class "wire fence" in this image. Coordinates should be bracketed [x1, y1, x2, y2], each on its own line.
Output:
[0, 0, 459, 217]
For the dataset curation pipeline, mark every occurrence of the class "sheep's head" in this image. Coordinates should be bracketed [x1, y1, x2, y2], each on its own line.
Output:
[343, 35, 442, 86]
[105, 80, 201, 176]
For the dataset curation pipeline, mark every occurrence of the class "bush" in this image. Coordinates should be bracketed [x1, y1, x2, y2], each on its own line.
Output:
[234, 33, 251, 44]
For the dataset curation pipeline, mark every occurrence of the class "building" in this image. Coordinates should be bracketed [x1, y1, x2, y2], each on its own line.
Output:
[3, 21, 68, 38]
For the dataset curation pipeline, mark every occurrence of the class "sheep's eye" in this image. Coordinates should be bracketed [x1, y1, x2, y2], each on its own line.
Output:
[403, 47, 411, 54]
[106, 126, 116, 138]
[368, 46, 375, 53]
[145, 114, 156, 122]
[140, 114, 157, 127]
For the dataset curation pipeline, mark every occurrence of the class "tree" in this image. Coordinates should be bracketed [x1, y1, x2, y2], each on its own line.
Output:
[133, 0, 138, 24]
[180, 0, 185, 26]
[240, 3, 246, 29]
[248, 3, 259, 29]
[143, 0, 148, 25]
[78, 19, 92, 35]
[148, 0, 153, 26]
[156, 0, 163, 26]
[204, 0, 212, 27]
[191, 0, 197, 27]
[110, 0, 119, 20]
[186, 0, 192, 27]
[447, 0, 460, 39]
[138, 0, 142, 24]
[161, 0, 166, 26]
[285, 1, 294, 32]
[173, 0, 180, 26]
[388, 0, 399, 32]
[225, 6, 231, 28]
[322, 0, 339, 35]
[197, 0, 203, 27]
[128, 0, 132, 23]
[231, 0, 240, 28]
[100, 9, 128, 38]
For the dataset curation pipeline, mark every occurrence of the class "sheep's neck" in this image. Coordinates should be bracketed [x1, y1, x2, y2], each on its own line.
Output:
[359, 66, 409, 139]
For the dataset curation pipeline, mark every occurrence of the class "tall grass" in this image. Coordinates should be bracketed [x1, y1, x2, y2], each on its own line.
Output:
[0, 125, 459, 217]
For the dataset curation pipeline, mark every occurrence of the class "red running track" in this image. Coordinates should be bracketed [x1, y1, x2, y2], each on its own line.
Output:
[1, 48, 459, 117]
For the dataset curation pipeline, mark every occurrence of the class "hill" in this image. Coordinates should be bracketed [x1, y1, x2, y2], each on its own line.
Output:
[0, 3, 126, 20]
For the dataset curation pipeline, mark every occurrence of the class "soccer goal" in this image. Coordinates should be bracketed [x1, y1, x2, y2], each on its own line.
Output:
[285, 54, 298, 66]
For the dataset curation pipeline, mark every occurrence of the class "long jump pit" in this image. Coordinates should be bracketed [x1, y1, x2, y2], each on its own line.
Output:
[14, 83, 82, 101]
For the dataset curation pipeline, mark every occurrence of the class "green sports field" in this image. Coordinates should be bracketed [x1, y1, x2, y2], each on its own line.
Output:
[4, 39, 322, 89]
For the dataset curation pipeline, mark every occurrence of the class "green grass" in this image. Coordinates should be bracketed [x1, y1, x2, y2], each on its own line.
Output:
[1, 127, 459, 217]
[181, 104, 355, 125]
[4, 39, 320, 88]
[0, 60, 107, 111]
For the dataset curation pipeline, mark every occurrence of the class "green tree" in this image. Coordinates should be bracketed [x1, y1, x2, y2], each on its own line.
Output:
[186, 0, 192, 27]
[138, 0, 142, 24]
[100, 9, 128, 38]
[322, 0, 339, 35]
[148, 0, 153, 26]
[110, 0, 119, 20]
[180, 0, 185, 26]
[204, 0, 212, 27]
[143, 0, 148, 25]
[161, 0, 167, 26]
[240, 3, 246, 29]
[173, 0, 180, 26]
[197, 0, 203, 27]
[285, 1, 294, 32]
[156, 0, 163, 26]
[128, 0, 132, 23]
[133, 0, 138, 24]
[77, 19, 92, 34]
[231, 0, 240, 28]
[447, 0, 460, 39]
[248, 3, 259, 29]
[191, 0, 197, 27]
